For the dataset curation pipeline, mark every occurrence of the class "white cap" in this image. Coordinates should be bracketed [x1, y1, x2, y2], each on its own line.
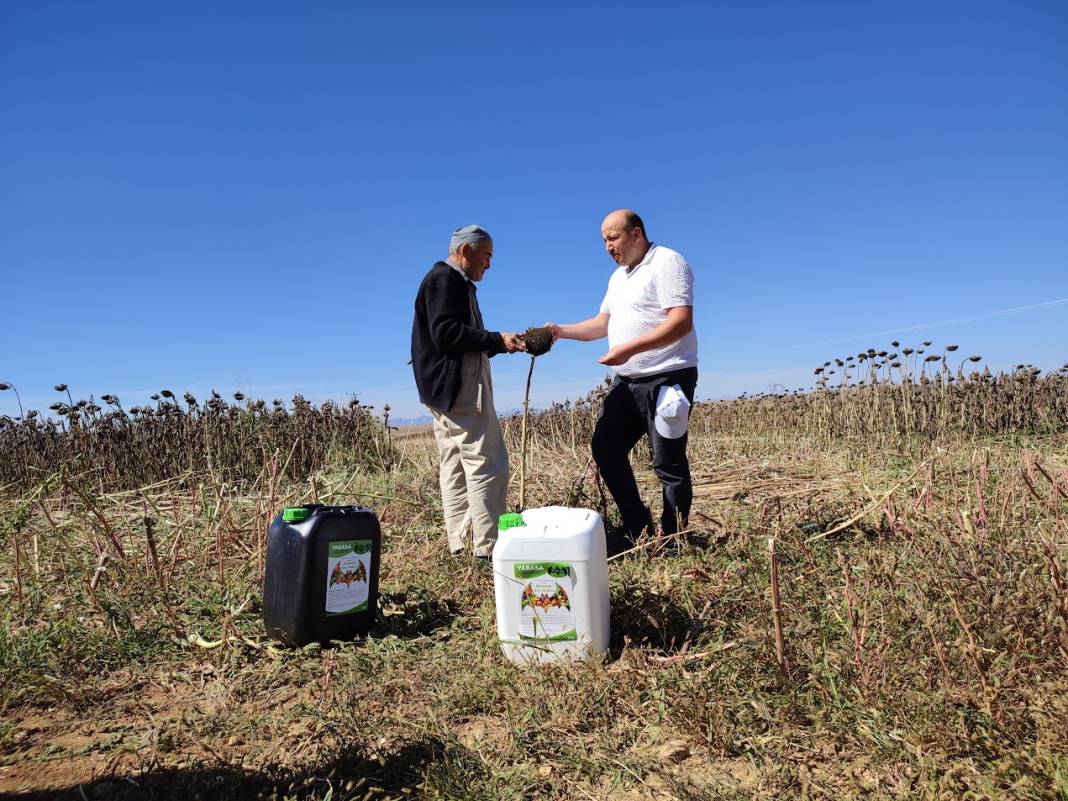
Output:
[654, 384, 691, 439]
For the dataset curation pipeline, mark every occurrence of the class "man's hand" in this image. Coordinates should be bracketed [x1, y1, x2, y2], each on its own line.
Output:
[501, 332, 526, 353]
[596, 307, 691, 366]
[543, 323, 562, 342]
[598, 344, 633, 366]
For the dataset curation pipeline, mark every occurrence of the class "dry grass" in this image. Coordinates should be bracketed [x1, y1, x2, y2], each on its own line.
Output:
[1, 360, 1068, 800]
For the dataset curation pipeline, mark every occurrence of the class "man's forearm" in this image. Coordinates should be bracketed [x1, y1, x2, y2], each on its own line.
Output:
[559, 315, 608, 341]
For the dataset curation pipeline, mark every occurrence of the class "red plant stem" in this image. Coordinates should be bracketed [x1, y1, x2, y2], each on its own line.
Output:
[837, 549, 864, 672]
[768, 537, 786, 673]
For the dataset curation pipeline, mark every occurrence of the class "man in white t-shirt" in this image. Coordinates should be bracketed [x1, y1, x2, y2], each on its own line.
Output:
[546, 210, 698, 551]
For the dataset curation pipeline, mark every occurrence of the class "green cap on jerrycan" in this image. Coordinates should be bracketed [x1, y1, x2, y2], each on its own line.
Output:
[498, 512, 525, 531]
[282, 507, 309, 523]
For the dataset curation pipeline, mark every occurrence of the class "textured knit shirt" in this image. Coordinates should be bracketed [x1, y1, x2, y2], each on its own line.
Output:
[599, 244, 698, 378]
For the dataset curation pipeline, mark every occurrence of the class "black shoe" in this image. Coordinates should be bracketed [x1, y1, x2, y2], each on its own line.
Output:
[606, 532, 635, 558]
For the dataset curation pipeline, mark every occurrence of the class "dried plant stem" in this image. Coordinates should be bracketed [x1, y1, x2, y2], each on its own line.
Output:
[89, 551, 108, 592]
[650, 641, 737, 664]
[836, 548, 868, 684]
[262, 451, 279, 579]
[921, 613, 954, 687]
[565, 453, 596, 507]
[213, 520, 225, 586]
[768, 537, 786, 673]
[607, 527, 694, 562]
[1034, 459, 1068, 501]
[9, 524, 23, 608]
[1021, 467, 1045, 503]
[65, 478, 127, 560]
[518, 355, 536, 511]
[144, 515, 164, 586]
[595, 469, 608, 522]
[83, 552, 109, 618]
[144, 514, 185, 638]
[36, 497, 69, 590]
[948, 592, 994, 715]
[1040, 538, 1068, 660]
[807, 456, 934, 542]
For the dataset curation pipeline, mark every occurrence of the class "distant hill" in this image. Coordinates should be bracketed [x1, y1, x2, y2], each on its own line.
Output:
[390, 415, 432, 427]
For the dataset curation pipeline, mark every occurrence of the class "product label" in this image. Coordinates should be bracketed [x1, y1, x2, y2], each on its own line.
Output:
[515, 562, 577, 641]
[325, 540, 372, 616]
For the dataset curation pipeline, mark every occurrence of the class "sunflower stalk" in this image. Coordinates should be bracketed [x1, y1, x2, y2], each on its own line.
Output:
[516, 327, 554, 512]
[518, 354, 536, 511]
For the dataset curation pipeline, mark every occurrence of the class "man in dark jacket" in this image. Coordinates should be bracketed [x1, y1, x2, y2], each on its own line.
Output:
[411, 225, 524, 558]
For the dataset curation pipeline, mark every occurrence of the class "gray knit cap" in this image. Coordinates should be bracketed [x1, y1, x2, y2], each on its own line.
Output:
[449, 224, 492, 254]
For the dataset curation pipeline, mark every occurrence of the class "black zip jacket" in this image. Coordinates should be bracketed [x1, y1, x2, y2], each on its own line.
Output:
[411, 262, 506, 411]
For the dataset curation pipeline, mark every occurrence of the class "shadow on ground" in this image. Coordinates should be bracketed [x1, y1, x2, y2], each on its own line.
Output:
[373, 589, 459, 639]
[1, 738, 446, 801]
[610, 585, 695, 658]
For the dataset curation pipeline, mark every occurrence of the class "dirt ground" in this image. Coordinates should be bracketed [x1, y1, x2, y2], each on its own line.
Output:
[2, 431, 1066, 800]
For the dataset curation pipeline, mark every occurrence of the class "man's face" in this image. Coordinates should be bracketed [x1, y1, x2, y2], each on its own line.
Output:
[601, 217, 645, 267]
[461, 240, 493, 282]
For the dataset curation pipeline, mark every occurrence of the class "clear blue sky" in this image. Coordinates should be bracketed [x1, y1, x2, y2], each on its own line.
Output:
[3, 1, 1066, 420]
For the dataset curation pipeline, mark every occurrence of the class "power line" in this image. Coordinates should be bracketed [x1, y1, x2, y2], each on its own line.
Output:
[782, 297, 1068, 352]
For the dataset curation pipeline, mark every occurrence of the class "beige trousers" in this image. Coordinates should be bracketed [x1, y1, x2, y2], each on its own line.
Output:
[428, 354, 509, 557]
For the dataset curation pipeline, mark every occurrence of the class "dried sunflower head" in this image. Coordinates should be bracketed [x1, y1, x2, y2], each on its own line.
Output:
[523, 327, 554, 356]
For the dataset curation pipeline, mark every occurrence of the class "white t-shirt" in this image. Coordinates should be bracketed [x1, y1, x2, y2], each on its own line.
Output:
[599, 244, 698, 378]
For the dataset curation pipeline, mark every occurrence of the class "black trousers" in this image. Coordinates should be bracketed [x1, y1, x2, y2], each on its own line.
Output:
[591, 366, 698, 538]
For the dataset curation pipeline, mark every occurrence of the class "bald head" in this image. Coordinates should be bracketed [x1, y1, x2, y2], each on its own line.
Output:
[602, 209, 647, 239]
[601, 209, 650, 268]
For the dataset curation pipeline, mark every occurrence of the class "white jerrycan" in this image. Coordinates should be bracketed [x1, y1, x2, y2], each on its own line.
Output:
[492, 507, 610, 665]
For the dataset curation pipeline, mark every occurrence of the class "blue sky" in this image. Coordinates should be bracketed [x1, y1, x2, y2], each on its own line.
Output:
[3, 1, 1066, 420]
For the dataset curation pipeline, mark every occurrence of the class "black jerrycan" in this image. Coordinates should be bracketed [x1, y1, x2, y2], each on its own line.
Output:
[263, 504, 381, 646]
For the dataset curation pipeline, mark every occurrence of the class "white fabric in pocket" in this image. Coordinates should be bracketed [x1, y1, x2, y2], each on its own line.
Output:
[654, 384, 691, 439]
